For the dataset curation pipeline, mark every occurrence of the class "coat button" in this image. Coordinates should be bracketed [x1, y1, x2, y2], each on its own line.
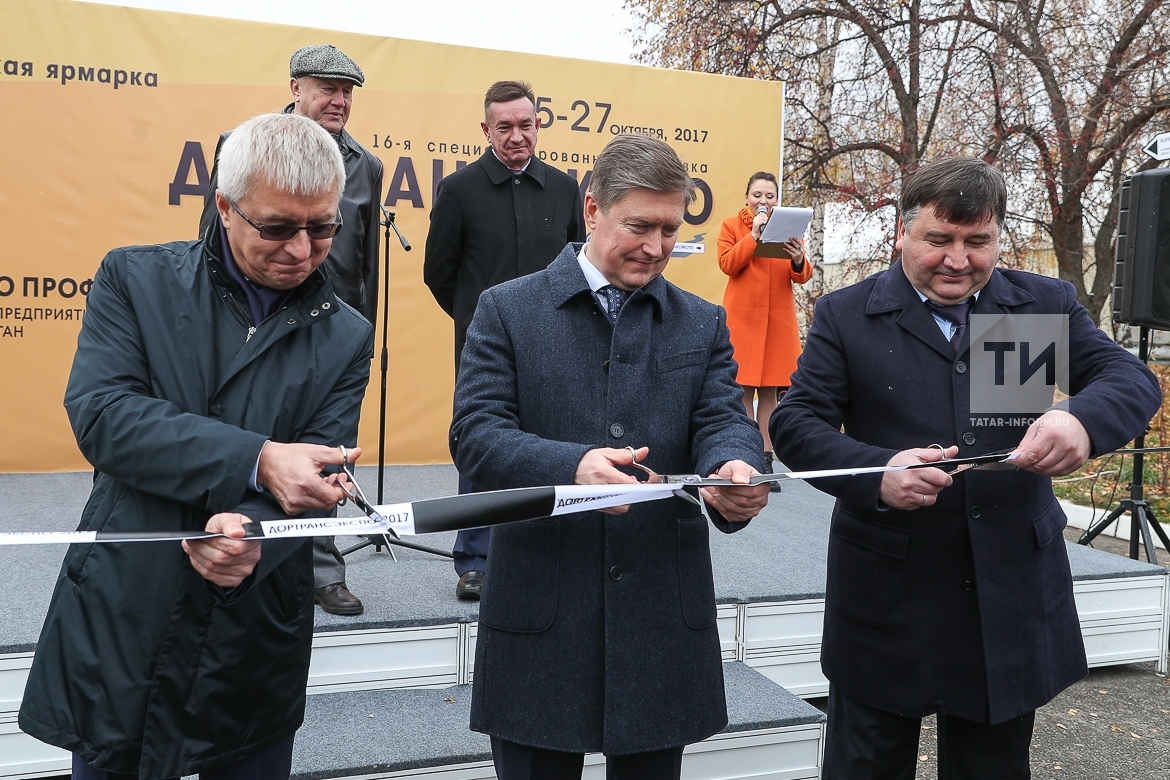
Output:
[955, 360, 967, 374]
[609, 423, 625, 438]
[514, 177, 521, 185]
[963, 432, 976, 445]
[603, 360, 610, 374]
[971, 506, 982, 519]
[962, 580, 975, 591]
[609, 566, 623, 581]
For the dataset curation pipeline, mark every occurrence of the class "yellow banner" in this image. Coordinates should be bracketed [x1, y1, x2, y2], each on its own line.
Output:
[0, 0, 784, 472]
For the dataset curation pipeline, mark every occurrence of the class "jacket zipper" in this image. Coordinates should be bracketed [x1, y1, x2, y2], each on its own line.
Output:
[225, 294, 271, 343]
[218, 273, 296, 342]
[241, 304, 290, 343]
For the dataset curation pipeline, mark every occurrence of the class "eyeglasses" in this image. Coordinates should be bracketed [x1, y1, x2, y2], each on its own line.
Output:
[227, 197, 343, 241]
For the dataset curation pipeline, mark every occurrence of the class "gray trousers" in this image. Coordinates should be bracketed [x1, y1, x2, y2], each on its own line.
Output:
[313, 536, 346, 588]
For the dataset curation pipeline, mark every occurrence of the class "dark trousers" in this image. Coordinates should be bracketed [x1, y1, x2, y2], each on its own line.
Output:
[312, 535, 346, 588]
[823, 686, 1034, 780]
[452, 473, 489, 575]
[491, 737, 684, 780]
[72, 734, 295, 780]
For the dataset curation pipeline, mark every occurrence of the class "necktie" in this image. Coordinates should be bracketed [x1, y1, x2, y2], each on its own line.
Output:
[601, 285, 629, 325]
[925, 297, 973, 353]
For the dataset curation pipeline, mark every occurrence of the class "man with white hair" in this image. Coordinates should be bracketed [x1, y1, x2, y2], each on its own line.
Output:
[20, 112, 374, 780]
[200, 44, 384, 615]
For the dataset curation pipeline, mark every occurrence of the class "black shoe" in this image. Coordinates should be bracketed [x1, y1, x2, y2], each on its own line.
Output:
[456, 570, 484, 600]
[762, 452, 783, 493]
[314, 582, 364, 615]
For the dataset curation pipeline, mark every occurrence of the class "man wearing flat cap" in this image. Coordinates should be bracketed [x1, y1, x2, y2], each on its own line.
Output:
[199, 44, 383, 616]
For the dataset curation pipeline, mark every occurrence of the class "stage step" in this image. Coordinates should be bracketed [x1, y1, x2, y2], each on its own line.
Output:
[291, 662, 824, 780]
[302, 541, 1169, 703]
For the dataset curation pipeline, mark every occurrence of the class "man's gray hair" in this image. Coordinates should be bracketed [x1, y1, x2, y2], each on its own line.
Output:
[590, 134, 696, 212]
[217, 113, 346, 203]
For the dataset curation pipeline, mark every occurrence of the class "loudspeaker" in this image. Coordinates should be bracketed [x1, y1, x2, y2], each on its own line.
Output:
[1113, 168, 1170, 329]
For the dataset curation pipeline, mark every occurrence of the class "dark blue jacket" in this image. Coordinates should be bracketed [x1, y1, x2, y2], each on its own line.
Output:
[771, 261, 1160, 724]
[451, 244, 763, 754]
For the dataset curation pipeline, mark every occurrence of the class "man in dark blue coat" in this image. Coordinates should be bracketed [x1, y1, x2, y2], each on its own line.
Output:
[20, 113, 374, 780]
[451, 134, 770, 780]
[771, 157, 1161, 779]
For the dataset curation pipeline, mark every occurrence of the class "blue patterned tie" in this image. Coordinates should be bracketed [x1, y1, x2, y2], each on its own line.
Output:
[601, 285, 629, 325]
[925, 298, 973, 354]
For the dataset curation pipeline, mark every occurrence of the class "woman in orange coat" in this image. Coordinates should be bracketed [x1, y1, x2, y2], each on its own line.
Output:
[718, 172, 813, 477]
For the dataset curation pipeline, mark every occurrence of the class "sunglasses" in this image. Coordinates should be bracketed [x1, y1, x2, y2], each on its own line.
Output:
[228, 197, 343, 241]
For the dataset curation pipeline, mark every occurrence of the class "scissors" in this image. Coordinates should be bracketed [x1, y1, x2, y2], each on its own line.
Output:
[336, 445, 399, 562]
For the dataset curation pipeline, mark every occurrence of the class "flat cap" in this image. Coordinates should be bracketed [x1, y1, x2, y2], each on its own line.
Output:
[289, 44, 364, 86]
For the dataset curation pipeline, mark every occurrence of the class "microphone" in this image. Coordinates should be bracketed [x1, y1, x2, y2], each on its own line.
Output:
[756, 203, 769, 216]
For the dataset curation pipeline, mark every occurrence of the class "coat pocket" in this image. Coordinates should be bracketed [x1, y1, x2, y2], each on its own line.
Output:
[658, 349, 708, 374]
[1032, 498, 1074, 619]
[677, 516, 717, 629]
[827, 509, 911, 633]
[479, 519, 560, 633]
[65, 479, 124, 584]
[1032, 497, 1067, 548]
[832, 509, 911, 559]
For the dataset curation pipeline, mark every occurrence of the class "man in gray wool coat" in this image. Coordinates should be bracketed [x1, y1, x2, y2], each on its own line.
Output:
[450, 133, 771, 780]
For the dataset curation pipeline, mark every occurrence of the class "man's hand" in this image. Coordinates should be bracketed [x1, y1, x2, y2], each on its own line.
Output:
[699, 460, 770, 523]
[257, 442, 359, 515]
[1012, 410, 1091, 477]
[879, 445, 958, 510]
[575, 446, 651, 516]
[182, 513, 261, 588]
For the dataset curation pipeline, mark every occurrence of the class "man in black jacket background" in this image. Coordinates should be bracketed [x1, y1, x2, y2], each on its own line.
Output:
[199, 44, 384, 616]
[424, 80, 585, 599]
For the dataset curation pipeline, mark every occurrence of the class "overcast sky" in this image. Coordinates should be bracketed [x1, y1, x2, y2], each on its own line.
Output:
[81, 0, 642, 64]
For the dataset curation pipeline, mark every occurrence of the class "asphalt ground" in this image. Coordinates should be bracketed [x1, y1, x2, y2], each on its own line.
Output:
[808, 526, 1170, 779]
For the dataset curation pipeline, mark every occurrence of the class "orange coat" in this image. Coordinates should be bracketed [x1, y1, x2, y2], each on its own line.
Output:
[718, 207, 814, 387]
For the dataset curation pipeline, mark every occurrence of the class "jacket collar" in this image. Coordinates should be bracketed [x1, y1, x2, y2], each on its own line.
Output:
[547, 242, 666, 317]
[866, 259, 1035, 314]
[202, 212, 333, 314]
[865, 259, 1036, 359]
[281, 102, 358, 156]
[480, 148, 547, 187]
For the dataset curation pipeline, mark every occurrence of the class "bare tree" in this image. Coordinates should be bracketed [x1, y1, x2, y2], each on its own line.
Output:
[960, 0, 1170, 323]
[628, 0, 1170, 324]
[629, 1, 989, 249]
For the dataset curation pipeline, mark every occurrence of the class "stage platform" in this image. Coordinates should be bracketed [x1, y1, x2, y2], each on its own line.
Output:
[2, 466, 1167, 778]
[292, 663, 824, 780]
